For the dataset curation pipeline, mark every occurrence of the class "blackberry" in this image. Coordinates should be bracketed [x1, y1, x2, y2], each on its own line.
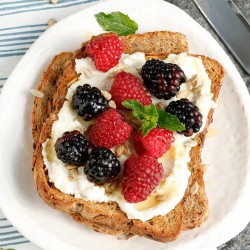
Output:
[55, 130, 89, 164]
[166, 98, 203, 137]
[84, 148, 120, 185]
[72, 84, 108, 121]
[141, 59, 186, 100]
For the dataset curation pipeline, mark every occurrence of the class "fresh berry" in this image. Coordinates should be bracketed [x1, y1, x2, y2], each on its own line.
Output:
[166, 98, 203, 136]
[121, 155, 163, 203]
[141, 59, 186, 100]
[109, 71, 152, 109]
[55, 130, 89, 165]
[89, 109, 133, 148]
[72, 84, 108, 121]
[84, 148, 120, 185]
[134, 128, 174, 158]
[86, 35, 124, 72]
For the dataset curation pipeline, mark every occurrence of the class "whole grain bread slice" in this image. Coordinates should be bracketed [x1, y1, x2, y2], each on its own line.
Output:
[32, 31, 224, 242]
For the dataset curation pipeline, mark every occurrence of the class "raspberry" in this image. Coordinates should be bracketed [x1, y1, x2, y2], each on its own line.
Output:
[166, 98, 203, 136]
[121, 155, 163, 203]
[109, 71, 152, 109]
[72, 84, 108, 121]
[141, 59, 186, 100]
[134, 128, 174, 158]
[84, 148, 120, 185]
[89, 109, 133, 148]
[86, 35, 124, 72]
[55, 130, 89, 165]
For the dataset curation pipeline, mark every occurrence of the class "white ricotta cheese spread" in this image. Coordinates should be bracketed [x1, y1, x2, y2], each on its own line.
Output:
[42, 52, 213, 222]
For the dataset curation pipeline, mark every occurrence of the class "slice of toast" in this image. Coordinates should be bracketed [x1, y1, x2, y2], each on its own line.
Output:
[32, 31, 224, 242]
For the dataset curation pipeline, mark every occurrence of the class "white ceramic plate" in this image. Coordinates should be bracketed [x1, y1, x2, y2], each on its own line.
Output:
[0, 0, 250, 249]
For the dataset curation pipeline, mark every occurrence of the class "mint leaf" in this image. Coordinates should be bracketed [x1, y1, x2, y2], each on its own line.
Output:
[122, 100, 185, 136]
[157, 108, 185, 132]
[143, 104, 158, 123]
[142, 120, 157, 136]
[122, 100, 158, 122]
[122, 100, 145, 120]
[95, 11, 138, 36]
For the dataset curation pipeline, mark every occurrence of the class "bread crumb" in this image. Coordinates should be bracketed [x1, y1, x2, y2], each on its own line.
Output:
[66, 77, 78, 87]
[105, 182, 117, 194]
[68, 168, 78, 181]
[206, 128, 219, 138]
[30, 89, 44, 98]
[123, 143, 130, 156]
[108, 100, 116, 109]
[190, 181, 199, 195]
[93, 215, 107, 222]
[155, 102, 165, 110]
[82, 68, 93, 78]
[101, 90, 112, 101]
[51, 0, 58, 4]
[187, 74, 198, 86]
[66, 165, 77, 170]
[126, 233, 138, 240]
[156, 195, 167, 201]
[203, 164, 209, 173]
[48, 18, 57, 27]
[117, 236, 123, 240]
[115, 144, 125, 158]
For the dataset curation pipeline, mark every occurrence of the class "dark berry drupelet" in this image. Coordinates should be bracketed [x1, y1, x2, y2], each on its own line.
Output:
[166, 98, 203, 136]
[84, 148, 120, 185]
[141, 59, 186, 100]
[55, 130, 89, 164]
[72, 84, 108, 121]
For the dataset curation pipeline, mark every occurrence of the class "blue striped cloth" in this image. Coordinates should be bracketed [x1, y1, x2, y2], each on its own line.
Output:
[0, 0, 100, 92]
[0, 1, 100, 248]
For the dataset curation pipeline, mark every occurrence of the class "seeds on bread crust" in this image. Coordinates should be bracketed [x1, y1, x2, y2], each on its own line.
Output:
[190, 181, 199, 195]
[67, 77, 78, 87]
[30, 89, 44, 98]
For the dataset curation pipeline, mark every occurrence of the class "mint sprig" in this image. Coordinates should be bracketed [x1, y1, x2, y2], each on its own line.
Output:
[157, 108, 186, 132]
[95, 11, 138, 36]
[122, 100, 185, 136]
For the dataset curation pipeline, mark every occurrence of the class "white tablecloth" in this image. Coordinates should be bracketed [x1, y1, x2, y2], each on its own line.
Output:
[0, 1, 100, 249]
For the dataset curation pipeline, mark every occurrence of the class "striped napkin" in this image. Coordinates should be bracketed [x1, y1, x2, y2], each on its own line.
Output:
[0, 0, 100, 92]
[0, 1, 100, 249]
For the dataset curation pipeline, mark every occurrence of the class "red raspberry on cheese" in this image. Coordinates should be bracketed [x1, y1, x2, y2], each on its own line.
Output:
[89, 109, 132, 149]
[134, 128, 174, 158]
[86, 35, 124, 72]
[122, 154, 164, 203]
[109, 71, 152, 109]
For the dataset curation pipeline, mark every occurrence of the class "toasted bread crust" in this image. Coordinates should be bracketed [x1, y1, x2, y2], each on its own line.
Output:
[75, 31, 188, 59]
[32, 32, 224, 242]
[32, 53, 77, 148]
